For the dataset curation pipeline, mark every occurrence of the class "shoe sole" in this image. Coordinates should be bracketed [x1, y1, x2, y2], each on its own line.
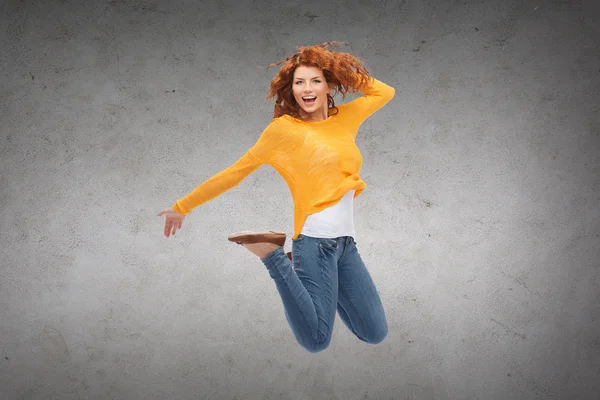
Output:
[227, 231, 287, 247]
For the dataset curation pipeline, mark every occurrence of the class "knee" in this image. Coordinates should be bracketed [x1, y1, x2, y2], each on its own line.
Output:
[363, 322, 388, 345]
[300, 336, 332, 353]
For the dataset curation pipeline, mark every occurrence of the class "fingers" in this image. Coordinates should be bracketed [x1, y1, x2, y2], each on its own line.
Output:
[165, 218, 172, 237]
[160, 212, 184, 238]
[164, 219, 181, 237]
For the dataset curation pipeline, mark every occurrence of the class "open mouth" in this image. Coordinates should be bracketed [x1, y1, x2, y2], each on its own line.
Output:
[302, 96, 317, 105]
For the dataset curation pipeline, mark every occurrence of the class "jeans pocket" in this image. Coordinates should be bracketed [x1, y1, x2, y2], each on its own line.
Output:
[292, 234, 305, 242]
[318, 238, 338, 250]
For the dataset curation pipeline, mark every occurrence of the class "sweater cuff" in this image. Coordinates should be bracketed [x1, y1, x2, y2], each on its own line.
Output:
[172, 202, 189, 215]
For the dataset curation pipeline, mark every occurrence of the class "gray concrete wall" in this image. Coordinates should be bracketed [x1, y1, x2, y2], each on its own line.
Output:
[1, 0, 598, 399]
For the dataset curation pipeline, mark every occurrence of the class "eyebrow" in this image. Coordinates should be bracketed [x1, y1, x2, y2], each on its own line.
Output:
[294, 76, 321, 80]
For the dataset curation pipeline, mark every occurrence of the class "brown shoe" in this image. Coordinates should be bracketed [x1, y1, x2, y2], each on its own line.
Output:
[227, 231, 287, 247]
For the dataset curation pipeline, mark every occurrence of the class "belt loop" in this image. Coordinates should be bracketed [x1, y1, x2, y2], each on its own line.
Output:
[340, 236, 349, 258]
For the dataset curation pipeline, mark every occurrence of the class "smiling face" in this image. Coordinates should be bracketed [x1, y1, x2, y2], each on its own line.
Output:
[292, 65, 332, 122]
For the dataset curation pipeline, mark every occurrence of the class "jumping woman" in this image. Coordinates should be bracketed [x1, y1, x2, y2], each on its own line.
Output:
[157, 42, 395, 353]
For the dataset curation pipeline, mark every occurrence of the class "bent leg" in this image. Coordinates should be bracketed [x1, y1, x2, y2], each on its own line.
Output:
[261, 235, 339, 353]
[337, 238, 388, 344]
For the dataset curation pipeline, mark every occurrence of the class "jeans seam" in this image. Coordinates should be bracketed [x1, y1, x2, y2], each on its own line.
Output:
[338, 239, 367, 340]
[272, 255, 320, 340]
[338, 238, 351, 264]
[338, 288, 367, 341]
[314, 239, 337, 342]
[292, 236, 326, 342]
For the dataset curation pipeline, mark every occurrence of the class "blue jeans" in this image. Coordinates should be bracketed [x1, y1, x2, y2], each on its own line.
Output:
[260, 234, 388, 353]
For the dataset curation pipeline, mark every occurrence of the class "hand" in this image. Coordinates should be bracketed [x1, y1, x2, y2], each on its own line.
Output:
[157, 207, 186, 237]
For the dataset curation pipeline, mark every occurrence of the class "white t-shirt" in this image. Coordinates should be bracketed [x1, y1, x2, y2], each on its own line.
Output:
[300, 190, 356, 239]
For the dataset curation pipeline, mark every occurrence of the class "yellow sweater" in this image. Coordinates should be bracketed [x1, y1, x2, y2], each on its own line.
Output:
[173, 76, 395, 240]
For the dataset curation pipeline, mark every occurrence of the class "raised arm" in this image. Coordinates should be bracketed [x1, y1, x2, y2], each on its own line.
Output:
[343, 74, 396, 124]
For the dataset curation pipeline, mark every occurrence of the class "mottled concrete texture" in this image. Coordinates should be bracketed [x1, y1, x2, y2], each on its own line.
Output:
[1, 0, 599, 399]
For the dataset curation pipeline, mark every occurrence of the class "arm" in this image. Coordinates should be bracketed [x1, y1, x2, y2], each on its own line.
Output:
[172, 150, 264, 215]
[344, 74, 396, 124]
[171, 121, 279, 215]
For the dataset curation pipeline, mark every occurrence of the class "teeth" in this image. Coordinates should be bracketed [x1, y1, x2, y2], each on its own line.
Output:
[303, 96, 316, 100]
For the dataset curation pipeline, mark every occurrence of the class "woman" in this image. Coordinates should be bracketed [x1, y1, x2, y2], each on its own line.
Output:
[157, 42, 395, 353]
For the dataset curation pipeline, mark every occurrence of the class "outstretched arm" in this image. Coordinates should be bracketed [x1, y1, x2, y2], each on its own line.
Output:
[172, 150, 264, 215]
[157, 151, 263, 238]
[158, 121, 279, 237]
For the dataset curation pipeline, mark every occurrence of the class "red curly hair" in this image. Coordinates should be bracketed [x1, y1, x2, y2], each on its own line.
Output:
[260, 41, 372, 120]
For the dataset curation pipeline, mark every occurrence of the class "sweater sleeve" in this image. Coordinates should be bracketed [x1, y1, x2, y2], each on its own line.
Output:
[172, 122, 278, 215]
[343, 75, 395, 124]
[172, 151, 263, 215]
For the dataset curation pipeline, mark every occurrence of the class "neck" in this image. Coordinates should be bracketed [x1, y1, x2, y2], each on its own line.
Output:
[299, 107, 329, 122]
